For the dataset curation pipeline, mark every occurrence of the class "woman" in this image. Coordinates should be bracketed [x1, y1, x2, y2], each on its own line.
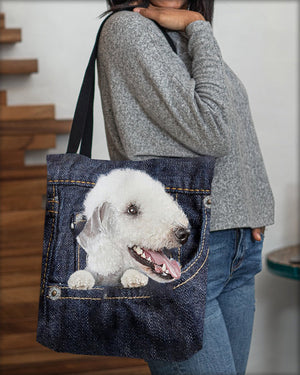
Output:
[97, 1, 275, 374]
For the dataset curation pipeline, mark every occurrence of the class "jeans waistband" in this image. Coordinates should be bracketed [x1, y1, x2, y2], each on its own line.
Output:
[47, 154, 215, 193]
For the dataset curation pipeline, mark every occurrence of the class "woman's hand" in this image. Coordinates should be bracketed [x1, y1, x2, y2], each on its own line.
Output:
[133, 4, 205, 31]
[252, 227, 265, 241]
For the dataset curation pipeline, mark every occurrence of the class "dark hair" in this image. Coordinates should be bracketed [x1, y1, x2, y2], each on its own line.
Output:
[100, 0, 214, 25]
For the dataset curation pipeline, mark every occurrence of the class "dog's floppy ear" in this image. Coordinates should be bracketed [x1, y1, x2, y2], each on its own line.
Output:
[99, 201, 109, 223]
[99, 201, 115, 227]
[77, 205, 102, 252]
[76, 202, 112, 252]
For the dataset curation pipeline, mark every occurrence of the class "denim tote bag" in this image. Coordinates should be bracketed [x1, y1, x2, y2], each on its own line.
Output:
[36, 9, 215, 362]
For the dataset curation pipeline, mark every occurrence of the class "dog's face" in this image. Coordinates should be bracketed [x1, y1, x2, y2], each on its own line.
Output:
[77, 169, 190, 283]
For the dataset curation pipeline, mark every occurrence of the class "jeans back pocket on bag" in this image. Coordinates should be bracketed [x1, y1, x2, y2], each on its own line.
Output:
[42, 179, 212, 298]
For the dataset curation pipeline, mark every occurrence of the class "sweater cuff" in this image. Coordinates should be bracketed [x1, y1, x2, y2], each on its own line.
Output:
[185, 20, 223, 59]
[185, 20, 212, 37]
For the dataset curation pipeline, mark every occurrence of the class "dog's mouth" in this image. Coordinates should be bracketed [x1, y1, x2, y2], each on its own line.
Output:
[128, 245, 181, 280]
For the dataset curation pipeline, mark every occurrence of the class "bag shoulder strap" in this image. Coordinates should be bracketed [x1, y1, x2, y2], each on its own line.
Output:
[67, 9, 177, 157]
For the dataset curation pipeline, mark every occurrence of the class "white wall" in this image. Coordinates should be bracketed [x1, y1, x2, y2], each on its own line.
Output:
[0, 1, 298, 373]
[213, 4, 299, 373]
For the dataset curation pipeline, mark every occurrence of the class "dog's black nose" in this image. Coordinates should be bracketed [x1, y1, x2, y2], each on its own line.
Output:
[175, 227, 190, 245]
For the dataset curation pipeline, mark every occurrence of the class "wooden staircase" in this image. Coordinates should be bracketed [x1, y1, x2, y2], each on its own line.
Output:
[0, 15, 21, 43]
[0, 13, 151, 375]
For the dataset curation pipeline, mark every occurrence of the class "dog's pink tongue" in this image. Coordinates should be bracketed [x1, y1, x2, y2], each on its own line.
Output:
[143, 249, 181, 279]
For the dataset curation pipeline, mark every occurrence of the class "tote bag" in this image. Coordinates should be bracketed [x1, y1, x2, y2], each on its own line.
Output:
[36, 10, 215, 362]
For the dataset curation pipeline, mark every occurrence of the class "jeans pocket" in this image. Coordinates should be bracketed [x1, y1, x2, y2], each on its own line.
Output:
[247, 230, 264, 276]
[254, 232, 265, 243]
[45, 184, 89, 286]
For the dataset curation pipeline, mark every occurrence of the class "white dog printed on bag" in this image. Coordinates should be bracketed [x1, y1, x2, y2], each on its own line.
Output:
[68, 169, 190, 289]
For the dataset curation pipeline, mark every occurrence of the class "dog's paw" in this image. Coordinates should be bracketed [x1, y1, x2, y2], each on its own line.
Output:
[121, 269, 149, 288]
[68, 270, 95, 290]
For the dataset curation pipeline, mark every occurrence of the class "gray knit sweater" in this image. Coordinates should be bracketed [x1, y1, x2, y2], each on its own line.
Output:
[97, 10, 274, 231]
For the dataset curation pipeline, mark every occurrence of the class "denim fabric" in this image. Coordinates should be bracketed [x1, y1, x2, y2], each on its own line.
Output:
[37, 153, 215, 361]
[147, 228, 264, 374]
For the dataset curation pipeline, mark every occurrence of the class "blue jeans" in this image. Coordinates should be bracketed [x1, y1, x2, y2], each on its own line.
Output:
[147, 227, 264, 375]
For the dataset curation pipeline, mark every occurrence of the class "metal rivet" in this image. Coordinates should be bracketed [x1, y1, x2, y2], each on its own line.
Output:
[48, 286, 61, 300]
[203, 195, 212, 209]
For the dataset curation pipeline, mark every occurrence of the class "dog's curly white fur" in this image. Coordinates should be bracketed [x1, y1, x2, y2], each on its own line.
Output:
[68, 169, 189, 289]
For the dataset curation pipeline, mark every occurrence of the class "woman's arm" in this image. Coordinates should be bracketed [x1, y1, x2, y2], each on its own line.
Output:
[133, 4, 205, 31]
[134, 7, 266, 240]
[99, 11, 231, 157]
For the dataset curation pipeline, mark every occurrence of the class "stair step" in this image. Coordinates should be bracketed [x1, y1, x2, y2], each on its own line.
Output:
[1, 302, 38, 324]
[0, 245, 43, 258]
[0, 286, 40, 305]
[0, 28, 21, 43]
[0, 166, 47, 181]
[0, 119, 71, 135]
[0, 134, 56, 151]
[0, 150, 25, 169]
[0, 339, 148, 372]
[0, 271, 41, 289]
[1, 178, 46, 211]
[0, 321, 147, 371]
[0, 210, 44, 250]
[0, 332, 40, 352]
[0, 104, 55, 121]
[0, 59, 38, 75]
[0, 13, 5, 29]
[1, 354, 149, 375]
[1, 360, 149, 375]
[0, 90, 7, 105]
[1, 316, 39, 336]
[0, 254, 42, 273]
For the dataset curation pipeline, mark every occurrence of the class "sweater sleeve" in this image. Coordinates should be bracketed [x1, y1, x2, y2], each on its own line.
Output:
[99, 11, 231, 157]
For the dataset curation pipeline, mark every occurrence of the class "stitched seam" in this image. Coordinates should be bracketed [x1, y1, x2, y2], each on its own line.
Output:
[46, 295, 152, 301]
[181, 207, 207, 274]
[41, 186, 56, 295]
[47, 285, 151, 299]
[104, 295, 151, 300]
[52, 185, 55, 212]
[49, 286, 105, 290]
[49, 179, 96, 185]
[47, 210, 58, 214]
[47, 296, 102, 301]
[166, 187, 210, 193]
[47, 200, 58, 203]
[173, 248, 209, 290]
[42, 219, 55, 294]
[48, 179, 210, 193]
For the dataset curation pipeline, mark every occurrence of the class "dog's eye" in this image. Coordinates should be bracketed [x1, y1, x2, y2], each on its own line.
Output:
[127, 204, 138, 216]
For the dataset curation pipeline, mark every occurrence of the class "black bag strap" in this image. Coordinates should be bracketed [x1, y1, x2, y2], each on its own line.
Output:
[67, 9, 177, 157]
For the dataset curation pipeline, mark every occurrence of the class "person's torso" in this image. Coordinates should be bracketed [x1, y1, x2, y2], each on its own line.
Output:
[97, 12, 275, 231]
